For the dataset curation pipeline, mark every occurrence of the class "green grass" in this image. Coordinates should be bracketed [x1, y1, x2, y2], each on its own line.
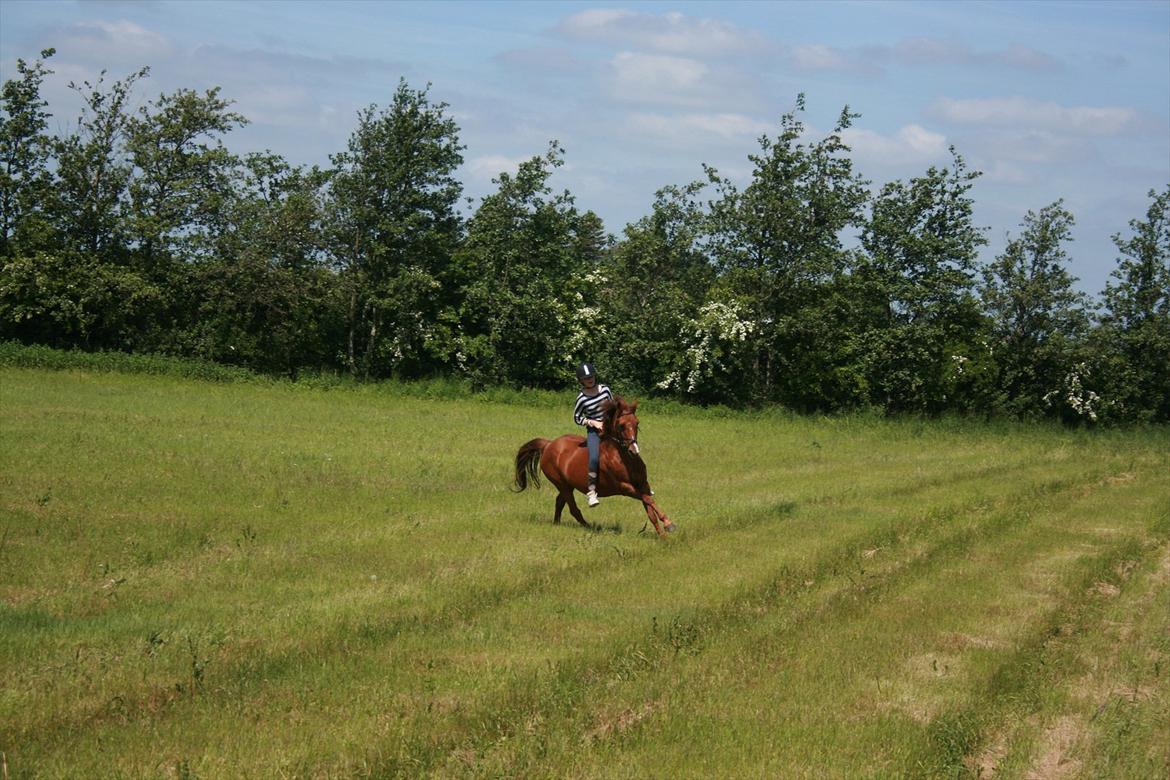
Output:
[2, 367, 1168, 778]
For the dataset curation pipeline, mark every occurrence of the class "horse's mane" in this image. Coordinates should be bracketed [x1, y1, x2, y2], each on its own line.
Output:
[601, 395, 633, 435]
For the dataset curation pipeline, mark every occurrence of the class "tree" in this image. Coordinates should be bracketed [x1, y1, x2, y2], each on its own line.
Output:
[703, 96, 870, 407]
[455, 142, 601, 387]
[597, 182, 715, 395]
[328, 80, 464, 379]
[54, 67, 148, 261]
[859, 149, 988, 412]
[124, 86, 246, 273]
[981, 201, 1090, 417]
[1094, 187, 1170, 421]
[179, 153, 341, 374]
[2, 65, 171, 351]
[0, 48, 56, 256]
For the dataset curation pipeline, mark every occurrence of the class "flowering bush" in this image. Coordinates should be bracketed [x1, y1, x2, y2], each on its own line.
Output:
[657, 298, 757, 399]
[1043, 362, 1107, 423]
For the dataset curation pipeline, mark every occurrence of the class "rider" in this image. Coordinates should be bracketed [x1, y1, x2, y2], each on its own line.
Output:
[573, 362, 613, 507]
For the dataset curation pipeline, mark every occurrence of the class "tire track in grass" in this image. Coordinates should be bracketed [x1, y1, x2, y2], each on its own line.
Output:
[916, 523, 1169, 778]
[12, 455, 1112, 764]
[352, 463, 1158, 777]
[464, 467, 1168, 778]
[956, 535, 1170, 779]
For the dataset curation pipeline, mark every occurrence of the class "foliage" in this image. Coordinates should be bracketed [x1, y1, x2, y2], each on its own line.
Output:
[702, 95, 871, 408]
[454, 141, 602, 388]
[0, 48, 57, 256]
[0, 47, 1167, 423]
[859, 149, 989, 412]
[593, 182, 714, 394]
[327, 79, 464, 379]
[1094, 187, 1170, 422]
[981, 201, 1091, 417]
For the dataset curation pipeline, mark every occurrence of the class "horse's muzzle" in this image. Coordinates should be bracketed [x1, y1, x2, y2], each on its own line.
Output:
[630, 441, 639, 455]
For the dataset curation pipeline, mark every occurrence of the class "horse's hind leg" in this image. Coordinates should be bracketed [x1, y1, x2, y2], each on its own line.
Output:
[554, 491, 568, 524]
[565, 491, 591, 529]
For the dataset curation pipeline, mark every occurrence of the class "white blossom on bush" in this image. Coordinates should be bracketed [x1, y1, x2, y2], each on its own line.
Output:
[658, 299, 756, 394]
[1043, 362, 1104, 422]
[563, 287, 604, 362]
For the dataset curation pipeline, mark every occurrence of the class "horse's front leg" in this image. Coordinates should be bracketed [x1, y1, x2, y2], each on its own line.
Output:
[642, 495, 675, 535]
[637, 494, 671, 538]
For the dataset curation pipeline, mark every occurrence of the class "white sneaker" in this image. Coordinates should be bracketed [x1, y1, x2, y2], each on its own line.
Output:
[586, 487, 600, 507]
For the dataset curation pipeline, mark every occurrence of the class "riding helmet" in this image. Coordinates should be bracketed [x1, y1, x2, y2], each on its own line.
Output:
[576, 362, 597, 382]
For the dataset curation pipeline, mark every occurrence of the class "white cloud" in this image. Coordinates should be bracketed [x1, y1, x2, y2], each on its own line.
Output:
[604, 51, 760, 111]
[611, 51, 708, 92]
[983, 160, 1030, 185]
[495, 47, 582, 73]
[628, 111, 771, 144]
[466, 154, 530, 180]
[930, 97, 1137, 135]
[967, 129, 1094, 165]
[791, 44, 853, 72]
[56, 19, 173, 65]
[841, 124, 949, 167]
[606, 51, 711, 108]
[795, 37, 1060, 74]
[557, 8, 766, 57]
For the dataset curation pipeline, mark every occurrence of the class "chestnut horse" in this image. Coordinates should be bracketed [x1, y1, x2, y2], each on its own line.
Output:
[513, 396, 676, 538]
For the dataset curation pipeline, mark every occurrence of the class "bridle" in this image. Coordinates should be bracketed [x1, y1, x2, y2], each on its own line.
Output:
[605, 413, 640, 455]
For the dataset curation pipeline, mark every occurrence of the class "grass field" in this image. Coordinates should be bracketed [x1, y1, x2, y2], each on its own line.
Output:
[2, 367, 1168, 778]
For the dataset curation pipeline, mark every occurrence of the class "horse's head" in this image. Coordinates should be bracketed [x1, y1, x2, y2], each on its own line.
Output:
[602, 396, 640, 455]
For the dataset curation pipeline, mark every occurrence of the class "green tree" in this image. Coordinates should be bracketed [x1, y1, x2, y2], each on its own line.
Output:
[179, 153, 341, 374]
[598, 182, 715, 395]
[981, 201, 1090, 417]
[124, 86, 246, 274]
[54, 67, 148, 260]
[455, 142, 600, 387]
[1094, 186, 1170, 421]
[2, 65, 169, 351]
[328, 80, 464, 379]
[704, 96, 870, 407]
[859, 149, 988, 412]
[0, 48, 56, 256]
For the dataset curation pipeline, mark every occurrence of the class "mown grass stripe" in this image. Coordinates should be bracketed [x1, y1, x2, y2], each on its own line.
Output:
[351, 463, 1157, 776]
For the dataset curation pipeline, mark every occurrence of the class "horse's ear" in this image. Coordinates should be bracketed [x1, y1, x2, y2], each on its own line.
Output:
[631, 399, 638, 412]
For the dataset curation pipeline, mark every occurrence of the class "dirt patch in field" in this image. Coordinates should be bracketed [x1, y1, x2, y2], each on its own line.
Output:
[1025, 715, 1084, 779]
[966, 728, 1010, 778]
[1154, 545, 1170, 583]
[583, 698, 661, 744]
[1091, 580, 1121, 598]
[938, 632, 1002, 652]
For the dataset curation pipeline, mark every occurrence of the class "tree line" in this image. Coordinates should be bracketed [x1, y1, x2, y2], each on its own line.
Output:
[2, 50, 1167, 422]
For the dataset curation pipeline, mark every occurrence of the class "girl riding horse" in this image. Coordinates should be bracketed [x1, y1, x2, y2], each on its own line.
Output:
[573, 362, 611, 507]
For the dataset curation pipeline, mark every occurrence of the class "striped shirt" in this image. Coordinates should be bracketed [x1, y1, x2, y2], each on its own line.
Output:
[574, 384, 613, 428]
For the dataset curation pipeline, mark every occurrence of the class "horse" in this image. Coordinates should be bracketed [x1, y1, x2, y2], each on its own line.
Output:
[513, 396, 676, 538]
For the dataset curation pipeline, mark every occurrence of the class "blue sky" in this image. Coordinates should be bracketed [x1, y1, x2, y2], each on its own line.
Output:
[2, 0, 1168, 295]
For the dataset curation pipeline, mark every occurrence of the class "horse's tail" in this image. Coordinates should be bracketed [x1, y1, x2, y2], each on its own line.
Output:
[514, 438, 549, 492]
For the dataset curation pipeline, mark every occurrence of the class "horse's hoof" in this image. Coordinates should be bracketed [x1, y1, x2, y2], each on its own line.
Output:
[664, 522, 676, 533]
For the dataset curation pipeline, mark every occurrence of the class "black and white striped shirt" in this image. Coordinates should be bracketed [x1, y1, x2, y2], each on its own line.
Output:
[574, 384, 613, 428]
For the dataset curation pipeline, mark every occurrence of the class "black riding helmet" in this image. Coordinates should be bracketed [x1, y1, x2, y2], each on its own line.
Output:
[576, 362, 598, 383]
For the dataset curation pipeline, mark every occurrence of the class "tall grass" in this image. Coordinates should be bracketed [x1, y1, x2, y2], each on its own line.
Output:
[1, 365, 1167, 778]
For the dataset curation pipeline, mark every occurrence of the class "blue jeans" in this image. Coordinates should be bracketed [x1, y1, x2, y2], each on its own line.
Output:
[586, 428, 600, 483]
